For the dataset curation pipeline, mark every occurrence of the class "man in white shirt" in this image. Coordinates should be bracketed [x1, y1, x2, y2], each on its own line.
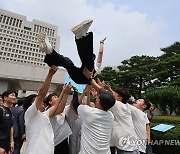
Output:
[109, 87, 139, 154]
[25, 66, 72, 154]
[45, 92, 72, 154]
[80, 67, 115, 154]
[128, 98, 151, 154]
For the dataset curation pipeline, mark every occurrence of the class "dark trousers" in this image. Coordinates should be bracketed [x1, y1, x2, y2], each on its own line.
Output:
[14, 137, 24, 154]
[0, 138, 10, 153]
[54, 138, 69, 154]
[146, 144, 152, 154]
[44, 32, 95, 84]
[110, 146, 116, 154]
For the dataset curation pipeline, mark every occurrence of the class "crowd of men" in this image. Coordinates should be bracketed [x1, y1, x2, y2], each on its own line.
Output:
[0, 20, 155, 154]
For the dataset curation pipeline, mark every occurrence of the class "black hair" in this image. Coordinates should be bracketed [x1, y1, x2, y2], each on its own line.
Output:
[99, 89, 115, 111]
[143, 98, 151, 110]
[46, 93, 58, 107]
[114, 87, 131, 103]
[43, 97, 49, 106]
[23, 94, 37, 111]
[127, 99, 135, 105]
[17, 98, 24, 106]
[2, 90, 17, 102]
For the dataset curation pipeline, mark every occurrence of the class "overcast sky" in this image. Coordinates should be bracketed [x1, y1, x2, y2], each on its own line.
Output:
[1, 0, 180, 67]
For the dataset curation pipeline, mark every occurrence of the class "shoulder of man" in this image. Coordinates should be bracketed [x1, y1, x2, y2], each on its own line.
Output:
[0, 105, 6, 118]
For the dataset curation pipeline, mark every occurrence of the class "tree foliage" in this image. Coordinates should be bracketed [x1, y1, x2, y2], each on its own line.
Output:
[145, 86, 180, 115]
[97, 42, 180, 101]
[153, 42, 180, 87]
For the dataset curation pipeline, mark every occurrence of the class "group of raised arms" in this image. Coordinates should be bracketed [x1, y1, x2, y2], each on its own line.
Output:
[0, 19, 154, 154]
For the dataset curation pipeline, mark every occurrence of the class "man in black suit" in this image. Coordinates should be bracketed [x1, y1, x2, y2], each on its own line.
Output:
[12, 98, 26, 154]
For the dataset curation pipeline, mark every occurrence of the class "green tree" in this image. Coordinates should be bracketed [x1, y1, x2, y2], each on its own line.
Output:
[117, 55, 158, 98]
[152, 42, 180, 87]
[97, 42, 180, 100]
[145, 86, 180, 115]
[96, 67, 119, 90]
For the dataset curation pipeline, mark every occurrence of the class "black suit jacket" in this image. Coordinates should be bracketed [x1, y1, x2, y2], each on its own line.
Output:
[12, 106, 25, 138]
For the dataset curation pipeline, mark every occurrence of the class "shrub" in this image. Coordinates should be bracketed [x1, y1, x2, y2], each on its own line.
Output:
[150, 116, 180, 154]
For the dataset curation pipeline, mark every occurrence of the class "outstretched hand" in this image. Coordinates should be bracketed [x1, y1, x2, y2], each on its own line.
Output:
[83, 85, 91, 94]
[49, 65, 58, 76]
[90, 88, 98, 98]
[63, 83, 72, 95]
[104, 83, 112, 91]
[100, 37, 107, 44]
[97, 78, 104, 87]
[83, 67, 93, 79]
[72, 85, 78, 92]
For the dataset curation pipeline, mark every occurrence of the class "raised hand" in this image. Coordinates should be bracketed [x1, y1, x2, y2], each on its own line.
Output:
[97, 78, 104, 87]
[104, 83, 111, 91]
[63, 83, 72, 95]
[100, 37, 107, 44]
[83, 67, 93, 79]
[90, 88, 98, 98]
[72, 85, 78, 92]
[49, 65, 58, 76]
[83, 85, 91, 94]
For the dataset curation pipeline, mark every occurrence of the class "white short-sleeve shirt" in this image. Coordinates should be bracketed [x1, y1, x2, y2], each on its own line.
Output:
[50, 110, 72, 146]
[110, 101, 138, 151]
[128, 104, 150, 153]
[25, 103, 54, 154]
[78, 105, 114, 154]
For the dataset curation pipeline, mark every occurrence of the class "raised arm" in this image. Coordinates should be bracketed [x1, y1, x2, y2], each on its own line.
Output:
[96, 37, 106, 64]
[79, 85, 93, 106]
[86, 89, 93, 107]
[49, 83, 72, 117]
[83, 67, 102, 92]
[78, 85, 91, 104]
[103, 82, 115, 95]
[35, 65, 58, 111]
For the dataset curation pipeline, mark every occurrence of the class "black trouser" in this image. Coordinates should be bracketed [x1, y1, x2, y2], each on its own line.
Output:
[13, 137, 24, 154]
[54, 138, 69, 154]
[110, 146, 116, 154]
[0, 138, 10, 153]
[44, 32, 95, 84]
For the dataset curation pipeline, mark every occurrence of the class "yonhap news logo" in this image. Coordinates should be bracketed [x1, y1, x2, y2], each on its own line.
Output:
[119, 137, 180, 147]
[119, 137, 146, 148]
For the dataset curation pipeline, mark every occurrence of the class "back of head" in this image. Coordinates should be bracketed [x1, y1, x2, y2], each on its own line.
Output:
[99, 88, 115, 111]
[23, 94, 37, 111]
[2, 90, 17, 102]
[43, 97, 49, 107]
[17, 98, 24, 106]
[114, 87, 131, 103]
[143, 98, 151, 111]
